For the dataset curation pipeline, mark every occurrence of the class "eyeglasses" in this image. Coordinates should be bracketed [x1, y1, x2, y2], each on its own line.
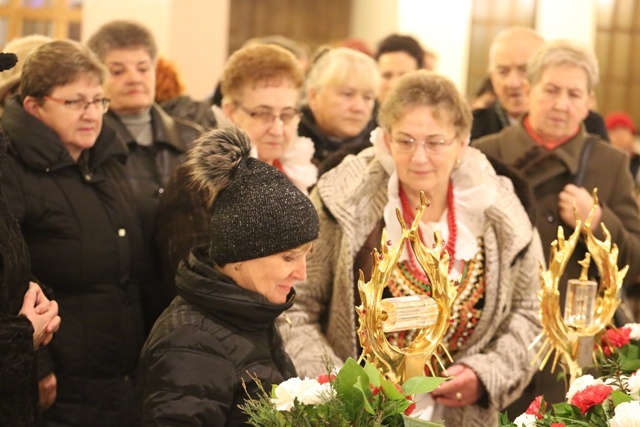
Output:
[390, 135, 458, 154]
[44, 96, 110, 113]
[235, 104, 301, 126]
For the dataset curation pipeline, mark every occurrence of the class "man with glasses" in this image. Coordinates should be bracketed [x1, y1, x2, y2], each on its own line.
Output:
[87, 20, 203, 327]
[154, 43, 317, 296]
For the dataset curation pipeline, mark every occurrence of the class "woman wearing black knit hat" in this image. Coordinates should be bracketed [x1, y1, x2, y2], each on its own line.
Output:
[138, 126, 320, 426]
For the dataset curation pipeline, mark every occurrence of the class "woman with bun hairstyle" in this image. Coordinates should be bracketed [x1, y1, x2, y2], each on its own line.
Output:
[138, 126, 320, 426]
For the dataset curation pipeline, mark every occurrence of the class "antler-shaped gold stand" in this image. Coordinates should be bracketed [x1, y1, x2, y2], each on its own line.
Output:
[356, 192, 458, 384]
[529, 190, 626, 388]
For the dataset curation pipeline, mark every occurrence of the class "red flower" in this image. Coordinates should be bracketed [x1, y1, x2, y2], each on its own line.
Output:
[405, 400, 416, 416]
[600, 327, 631, 356]
[570, 384, 613, 414]
[606, 327, 631, 348]
[550, 423, 566, 427]
[525, 395, 546, 419]
[316, 374, 335, 384]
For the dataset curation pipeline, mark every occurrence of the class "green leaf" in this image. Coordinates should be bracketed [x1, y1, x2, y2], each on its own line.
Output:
[402, 376, 448, 395]
[364, 362, 382, 388]
[552, 402, 580, 418]
[611, 389, 633, 406]
[619, 343, 640, 372]
[497, 412, 515, 426]
[381, 377, 405, 400]
[334, 358, 372, 420]
[353, 377, 375, 415]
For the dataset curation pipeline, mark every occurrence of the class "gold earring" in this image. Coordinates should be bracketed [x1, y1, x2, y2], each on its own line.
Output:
[454, 158, 462, 170]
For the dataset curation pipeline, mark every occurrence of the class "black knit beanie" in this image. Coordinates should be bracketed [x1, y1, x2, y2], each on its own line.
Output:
[185, 126, 319, 265]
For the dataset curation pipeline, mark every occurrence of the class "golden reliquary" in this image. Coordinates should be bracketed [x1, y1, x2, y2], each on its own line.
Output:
[355, 192, 458, 384]
[530, 190, 626, 388]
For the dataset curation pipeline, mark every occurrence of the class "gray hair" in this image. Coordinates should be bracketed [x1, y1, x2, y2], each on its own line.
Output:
[304, 47, 380, 102]
[86, 20, 158, 63]
[527, 39, 599, 92]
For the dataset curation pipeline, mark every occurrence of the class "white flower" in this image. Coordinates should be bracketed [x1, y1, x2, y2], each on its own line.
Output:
[566, 374, 604, 402]
[610, 400, 640, 427]
[271, 377, 334, 411]
[297, 381, 335, 405]
[626, 323, 640, 340]
[512, 412, 537, 427]
[628, 370, 640, 400]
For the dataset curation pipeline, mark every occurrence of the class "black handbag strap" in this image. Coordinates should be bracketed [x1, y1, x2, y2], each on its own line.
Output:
[573, 137, 596, 186]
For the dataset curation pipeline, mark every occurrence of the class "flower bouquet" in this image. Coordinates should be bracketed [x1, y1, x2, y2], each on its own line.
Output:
[500, 370, 640, 426]
[240, 357, 446, 427]
[500, 322, 640, 426]
[596, 323, 640, 375]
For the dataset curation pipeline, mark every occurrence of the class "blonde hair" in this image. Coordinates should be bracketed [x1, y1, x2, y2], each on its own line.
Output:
[304, 47, 380, 101]
[378, 70, 472, 138]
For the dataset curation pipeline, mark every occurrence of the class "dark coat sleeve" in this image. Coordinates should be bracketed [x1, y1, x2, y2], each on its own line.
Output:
[0, 314, 41, 427]
[139, 329, 238, 427]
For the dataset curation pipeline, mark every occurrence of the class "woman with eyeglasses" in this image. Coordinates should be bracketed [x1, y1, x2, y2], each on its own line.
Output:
[0, 40, 147, 427]
[155, 44, 316, 296]
[280, 70, 544, 426]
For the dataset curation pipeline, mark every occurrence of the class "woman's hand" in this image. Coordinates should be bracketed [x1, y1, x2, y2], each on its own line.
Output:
[558, 184, 602, 230]
[39, 372, 57, 410]
[19, 282, 61, 349]
[430, 364, 486, 407]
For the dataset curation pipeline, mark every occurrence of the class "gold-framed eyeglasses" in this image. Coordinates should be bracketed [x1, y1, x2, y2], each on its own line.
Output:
[44, 96, 110, 114]
[390, 135, 458, 154]
[235, 103, 301, 126]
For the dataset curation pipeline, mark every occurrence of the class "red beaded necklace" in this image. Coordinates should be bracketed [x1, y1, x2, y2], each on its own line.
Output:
[398, 182, 457, 275]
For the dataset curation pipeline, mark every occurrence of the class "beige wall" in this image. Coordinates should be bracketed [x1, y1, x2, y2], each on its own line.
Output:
[351, 0, 597, 94]
[82, 0, 229, 100]
[82, 0, 597, 100]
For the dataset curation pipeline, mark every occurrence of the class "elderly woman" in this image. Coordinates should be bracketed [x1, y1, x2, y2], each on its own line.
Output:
[87, 21, 204, 326]
[0, 40, 147, 426]
[475, 39, 640, 412]
[138, 126, 319, 426]
[300, 47, 379, 164]
[281, 70, 542, 426]
[155, 43, 316, 296]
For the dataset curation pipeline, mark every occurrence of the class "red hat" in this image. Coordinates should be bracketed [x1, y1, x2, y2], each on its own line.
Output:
[605, 111, 637, 134]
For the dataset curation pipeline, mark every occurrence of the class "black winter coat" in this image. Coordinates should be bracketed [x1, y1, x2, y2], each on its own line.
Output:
[103, 105, 203, 327]
[0, 98, 146, 427]
[139, 247, 297, 427]
[0, 131, 40, 427]
[298, 105, 376, 165]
